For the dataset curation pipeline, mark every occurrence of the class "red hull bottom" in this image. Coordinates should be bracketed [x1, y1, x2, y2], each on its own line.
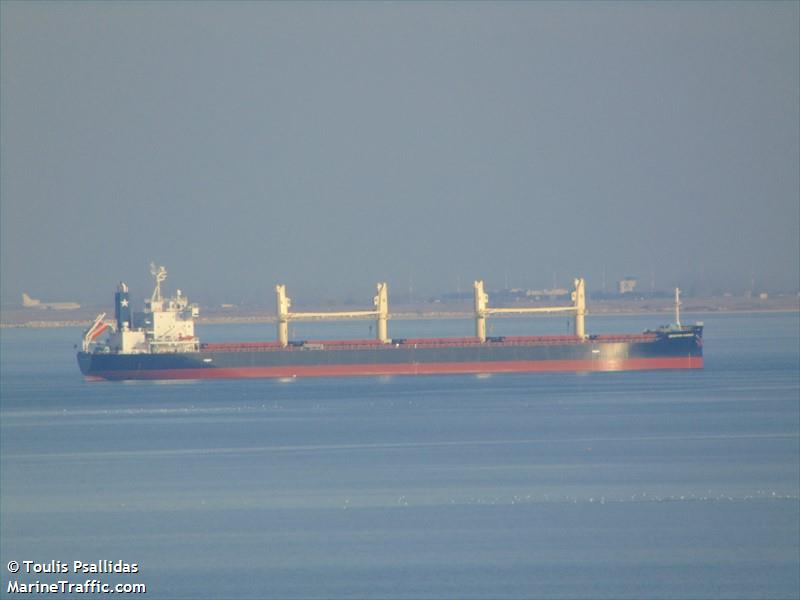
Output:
[88, 357, 704, 381]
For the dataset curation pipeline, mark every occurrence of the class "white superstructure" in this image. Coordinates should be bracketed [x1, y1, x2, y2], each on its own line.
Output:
[84, 264, 199, 354]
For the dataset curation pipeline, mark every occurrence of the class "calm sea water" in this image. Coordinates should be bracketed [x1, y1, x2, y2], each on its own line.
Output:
[1, 313, 798, 599]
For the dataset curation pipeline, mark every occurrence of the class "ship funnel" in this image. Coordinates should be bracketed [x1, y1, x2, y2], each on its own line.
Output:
[115, 282, 131, 330]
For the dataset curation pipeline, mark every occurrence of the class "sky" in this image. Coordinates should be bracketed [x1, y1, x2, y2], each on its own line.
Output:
[1, 1, 798, 307]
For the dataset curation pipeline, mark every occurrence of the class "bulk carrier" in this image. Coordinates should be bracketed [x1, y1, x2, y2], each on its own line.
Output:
[77, 265, 703, 381]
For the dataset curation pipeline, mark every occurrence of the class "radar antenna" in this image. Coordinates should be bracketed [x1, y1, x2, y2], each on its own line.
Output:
[150, 263, 168, 304]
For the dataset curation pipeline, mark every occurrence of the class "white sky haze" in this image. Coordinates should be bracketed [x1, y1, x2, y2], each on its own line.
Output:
[1, 2, 798, 305]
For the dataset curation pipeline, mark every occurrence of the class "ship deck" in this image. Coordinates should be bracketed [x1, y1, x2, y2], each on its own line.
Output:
[199, 333, 660, 353]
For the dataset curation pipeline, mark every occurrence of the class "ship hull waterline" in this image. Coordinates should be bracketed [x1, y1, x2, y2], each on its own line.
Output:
[78, 332, 703, 381]
[79, 357, 703, 381]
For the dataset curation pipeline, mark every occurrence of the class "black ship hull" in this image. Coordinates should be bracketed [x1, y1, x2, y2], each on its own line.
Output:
[78, 327, 703, 381]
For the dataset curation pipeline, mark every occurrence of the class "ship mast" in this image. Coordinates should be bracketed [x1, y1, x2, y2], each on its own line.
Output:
[150, 263, 167, 305]
[674, 287, 682, 327]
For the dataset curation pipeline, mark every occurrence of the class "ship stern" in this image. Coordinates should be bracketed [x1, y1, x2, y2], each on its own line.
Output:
[76, 352, 94, 376]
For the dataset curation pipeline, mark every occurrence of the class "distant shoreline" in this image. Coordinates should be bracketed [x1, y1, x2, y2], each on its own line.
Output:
[2, 305, 797, 329]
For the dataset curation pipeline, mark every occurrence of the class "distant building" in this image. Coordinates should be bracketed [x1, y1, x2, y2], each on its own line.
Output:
[618, 277, 638, 295]
[524, 288, 569, 299]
